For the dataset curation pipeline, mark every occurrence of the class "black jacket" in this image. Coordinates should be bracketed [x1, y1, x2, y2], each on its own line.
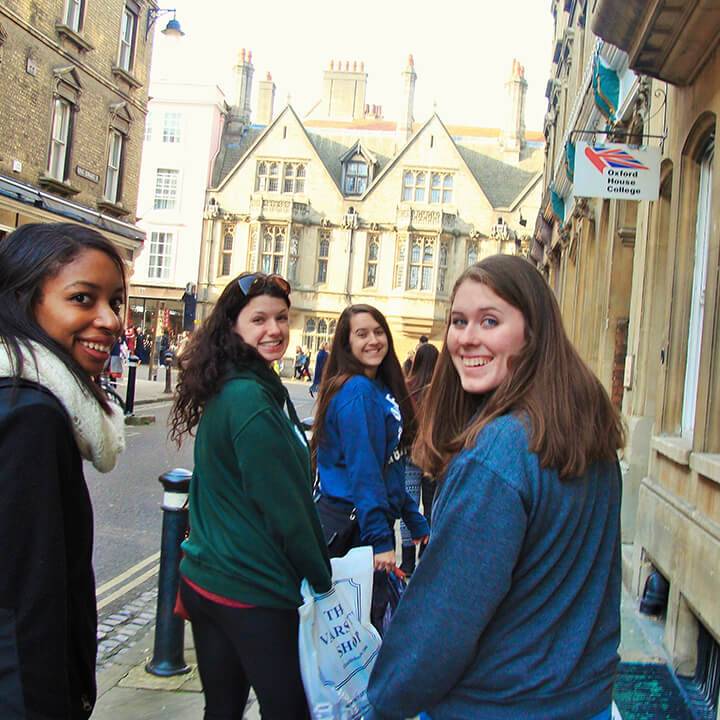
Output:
[0, 378, 97, 720]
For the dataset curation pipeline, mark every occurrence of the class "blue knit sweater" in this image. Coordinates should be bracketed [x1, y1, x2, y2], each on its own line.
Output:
[367, 414, 621, 720]
[316, 375, 428, 552]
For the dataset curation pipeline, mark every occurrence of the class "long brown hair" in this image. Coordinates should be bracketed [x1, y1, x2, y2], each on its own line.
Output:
[407, 342, 439, 400]
[310, 304, 416, 458]
[413, 255, 624, 480]
[169, 273, 290, 444]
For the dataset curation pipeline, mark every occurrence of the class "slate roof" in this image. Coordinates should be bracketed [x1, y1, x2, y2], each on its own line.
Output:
[211, 126, 263, 187]
[456, 145, 537, 208]
[306, 132, 394, 191]
[210, 109, 542, 209]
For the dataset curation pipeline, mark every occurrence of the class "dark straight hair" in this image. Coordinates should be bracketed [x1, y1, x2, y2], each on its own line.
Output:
[407, 342, 439, 399]
[0, 223, 127, 413]
[310, 304, 416, 459]
[169, 272, 291, 444]
[413, 255, 625, 480]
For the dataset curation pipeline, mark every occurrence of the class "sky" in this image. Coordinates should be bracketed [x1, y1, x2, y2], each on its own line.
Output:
[149, 0, 555, 131]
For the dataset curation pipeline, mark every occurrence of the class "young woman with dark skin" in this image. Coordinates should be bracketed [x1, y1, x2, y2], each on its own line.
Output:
[0, 223, 127, 720]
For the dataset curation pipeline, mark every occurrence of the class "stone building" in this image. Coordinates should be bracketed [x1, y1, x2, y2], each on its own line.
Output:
[0, 0, 159, 256]
[199, 53, 544, 358]
[534, 0, 720, 707]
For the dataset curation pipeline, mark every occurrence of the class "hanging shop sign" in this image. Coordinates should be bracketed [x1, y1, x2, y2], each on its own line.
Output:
[574, 142, 660, 201]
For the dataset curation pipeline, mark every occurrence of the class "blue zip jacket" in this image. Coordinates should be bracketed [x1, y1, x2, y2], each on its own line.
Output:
[367, 414, 621, 719]
[317, 375, 429, 552]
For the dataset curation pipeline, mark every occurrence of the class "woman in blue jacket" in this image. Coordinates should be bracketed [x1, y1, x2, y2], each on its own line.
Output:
[311, 304, 429, 631]
[367, 255, 624, 720]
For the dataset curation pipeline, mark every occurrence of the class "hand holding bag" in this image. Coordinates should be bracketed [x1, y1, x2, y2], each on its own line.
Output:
[298, 546, 382, 719]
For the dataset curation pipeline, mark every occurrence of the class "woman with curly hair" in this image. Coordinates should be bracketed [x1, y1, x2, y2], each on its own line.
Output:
[169, 272, 331, 720]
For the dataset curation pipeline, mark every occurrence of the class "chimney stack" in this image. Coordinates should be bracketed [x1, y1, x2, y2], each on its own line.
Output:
[500, 58, 528, 164]
[321, 58, 368, 120]
[232, 47, 255, 122]
[257, 71, 276, 126]
[397, 54, 417, 147]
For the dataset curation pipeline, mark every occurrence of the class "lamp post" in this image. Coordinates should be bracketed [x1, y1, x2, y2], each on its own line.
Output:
[146, 7, 184, 39]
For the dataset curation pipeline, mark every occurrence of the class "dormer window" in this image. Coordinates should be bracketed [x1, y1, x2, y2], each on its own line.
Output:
[344, 159, 368, 195]
[340, 142, 376, 196]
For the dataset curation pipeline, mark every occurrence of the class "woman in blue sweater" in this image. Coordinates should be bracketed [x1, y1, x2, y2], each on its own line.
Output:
[311, 304, 429, 631]
[367, 255, 624, 720]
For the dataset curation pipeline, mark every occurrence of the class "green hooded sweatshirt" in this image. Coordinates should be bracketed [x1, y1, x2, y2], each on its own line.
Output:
[180, 362, 332, 608]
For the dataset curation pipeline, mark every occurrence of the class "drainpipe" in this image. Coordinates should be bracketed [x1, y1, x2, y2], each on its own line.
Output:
[344, 207, 358, 303]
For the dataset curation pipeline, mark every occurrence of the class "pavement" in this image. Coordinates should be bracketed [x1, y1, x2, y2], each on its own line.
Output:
[115, 374, 176, 408]
[93, 575, 671, 719]
[93, 379, 676, 718]
[114, 375, 316, 410]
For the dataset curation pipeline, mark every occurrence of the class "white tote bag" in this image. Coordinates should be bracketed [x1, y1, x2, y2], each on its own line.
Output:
[299, 546, 382, 720]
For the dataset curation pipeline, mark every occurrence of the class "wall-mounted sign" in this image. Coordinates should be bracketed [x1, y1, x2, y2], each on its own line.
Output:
[26, 56, 38, 76]
[76, 165, 99, 183]
[574, 142, 660, 201]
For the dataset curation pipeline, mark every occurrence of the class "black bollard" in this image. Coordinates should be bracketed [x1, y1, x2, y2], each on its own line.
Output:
[146, 468, 192, 677]
[164, 362, 172, 394]
[125, 355, 139, 416]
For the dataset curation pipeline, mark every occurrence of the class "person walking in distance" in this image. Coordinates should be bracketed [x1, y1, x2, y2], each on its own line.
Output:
[170, 272, 331, 719]
[311, 304, 429, 633]
[367, 255, 623, 720]
[399, 342, 440, 575]
[0, 223, 127, 720]
[309, 341, 329, 398]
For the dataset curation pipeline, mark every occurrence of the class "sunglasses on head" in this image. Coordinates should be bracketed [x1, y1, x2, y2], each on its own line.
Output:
[237, 273, 291, 298]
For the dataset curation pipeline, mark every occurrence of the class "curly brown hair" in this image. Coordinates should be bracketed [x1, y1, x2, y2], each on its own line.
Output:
[169, 274, 290, 445]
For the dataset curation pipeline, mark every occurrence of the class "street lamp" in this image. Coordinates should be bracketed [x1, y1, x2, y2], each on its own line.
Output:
[146, 7, 184, 39]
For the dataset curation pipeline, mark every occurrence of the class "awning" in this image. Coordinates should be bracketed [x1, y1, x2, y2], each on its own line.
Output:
[129, 286, 185, 301]
[0, 173, 145, 245]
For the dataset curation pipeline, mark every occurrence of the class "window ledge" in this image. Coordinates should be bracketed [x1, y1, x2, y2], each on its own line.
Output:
[690, 453, 720, 485]
[38, 174, 80, 197]
[111, 66, 142, 89]
[651, 435, 692, 466]
[55, 23, 94, 52]
[97, 199, 130, 217]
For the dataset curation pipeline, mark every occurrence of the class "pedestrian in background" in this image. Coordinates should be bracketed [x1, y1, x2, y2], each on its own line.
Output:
[399, 342, 439, 575]
[294, 345, 304, 379]
[169, 272, 331, 720]
[300, 349, 312, 381]
[367, 255, 623, 720]
[309, 341, 329, 398]
[0, 223, 127, 720]
[311, 304, 429, 633]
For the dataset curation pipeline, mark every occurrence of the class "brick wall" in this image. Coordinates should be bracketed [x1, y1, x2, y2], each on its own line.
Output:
[0, 0, 155, 219]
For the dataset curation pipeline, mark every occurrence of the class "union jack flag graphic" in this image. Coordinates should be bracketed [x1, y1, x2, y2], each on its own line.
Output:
[584, 146, 649, 173]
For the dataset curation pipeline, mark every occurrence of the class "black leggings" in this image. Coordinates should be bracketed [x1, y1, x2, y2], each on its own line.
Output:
[180, 580, 310, 720]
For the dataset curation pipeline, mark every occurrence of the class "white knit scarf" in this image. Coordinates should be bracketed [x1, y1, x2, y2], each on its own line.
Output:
[0, 340, 125, 472]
